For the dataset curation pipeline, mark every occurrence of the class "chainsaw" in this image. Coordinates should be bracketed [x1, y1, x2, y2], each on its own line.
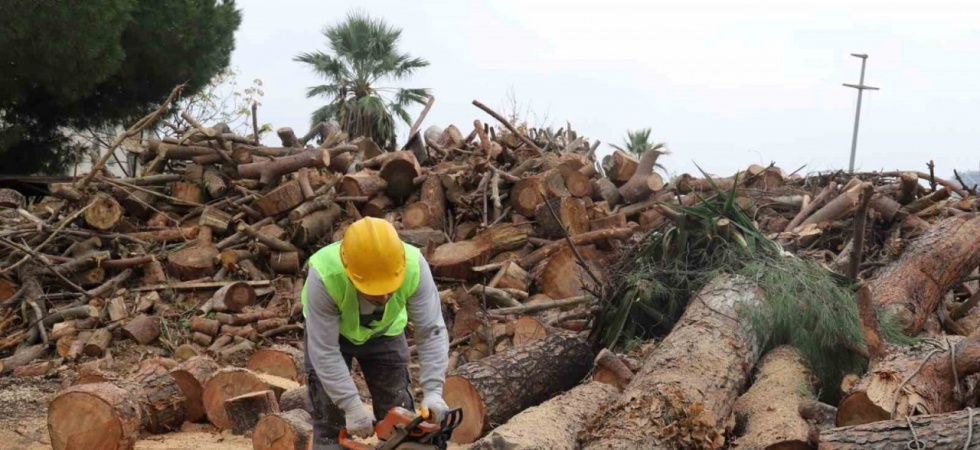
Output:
[338, 406, 463, 450]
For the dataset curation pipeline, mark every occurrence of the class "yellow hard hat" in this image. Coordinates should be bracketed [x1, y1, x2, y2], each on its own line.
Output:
[340, 217, 406, 296]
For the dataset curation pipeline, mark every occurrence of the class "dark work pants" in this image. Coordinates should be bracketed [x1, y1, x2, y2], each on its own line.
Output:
[303, 331, 415, 446]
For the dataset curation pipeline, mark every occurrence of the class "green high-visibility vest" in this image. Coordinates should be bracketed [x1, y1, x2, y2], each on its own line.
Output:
[300, 241, 420, 345]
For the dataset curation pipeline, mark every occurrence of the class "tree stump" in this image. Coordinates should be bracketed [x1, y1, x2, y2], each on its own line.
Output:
[47, 382, 143, 450]
[170, 356, 221, 423]
[224, 389, 279, 435]
[443, 333, 594, 444]
[247, 345, 306, 384]
[203, 367, 273, 431]
[84, 194, 123, 231]
[252, 409, 313, 450]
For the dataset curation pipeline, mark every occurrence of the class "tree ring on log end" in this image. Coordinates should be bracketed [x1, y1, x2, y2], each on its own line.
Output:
[444, 375, 486, 444]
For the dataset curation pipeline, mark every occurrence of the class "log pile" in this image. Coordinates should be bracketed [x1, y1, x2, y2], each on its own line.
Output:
[0, 99, 977, 450]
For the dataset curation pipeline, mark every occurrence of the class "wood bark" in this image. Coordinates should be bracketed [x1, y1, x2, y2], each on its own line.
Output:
[443, 333, 594, 444]
[818, 408, 980, 449]
[870, 214, 980, 332]
[581, 274, 766, 450]
[732, 346, 815, 450]
[137, 371, 187, 434]
[252, 409, 313, 450]
[238, 149, 326, 185]
[203, 367, 275, 431]
[340, 171, 386, 198]
[270, 251, 301, 274]
[170, 355, 221, 423]
[201, 281, 257, 313]
[83, 328, 113, 357]
[279, 387, 312, 413]
[836, 336, 980, 427]
[47, 382, 144, 450]
[467, 381, 619, 450]
[360, 194, 392, 218]
[224, 389, 280, 435]
[246, 345, 306, 384]
[592, 178, 622, 207]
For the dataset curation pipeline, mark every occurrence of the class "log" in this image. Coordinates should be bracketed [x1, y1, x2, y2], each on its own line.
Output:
[123, 315, 161, 345]
[444, 333, 594, 444]
[593, 348, 635, 389]
[801, 183, 863, 227]
[201, 281, 256, 314]
[510, 174, 548, 217]
[601, 150, 639, 185]
[488, 261, 529, 292]
[378, 151, 421, 200]
[617, 149, 665, 204]
[113, 187, 156, 220]
[519, 227, 633, 268]
[402, 175, 446, 230]
[203, 367, 274, 430]
[288, 194, 336, 222]
[512, 316, 549, 347]
[581, 274, 766, 450]
[360, 194, 392, 218]
[535, 246, 605, 300]
[84, 194, 123, 230]
[592, 178, 622, 207]
[47, 382, 143, 450]
[340, 171, 386, 198]
[836, 336, 980, 427]
[467, 381, 619, 450]
[255, 180, 305, 216]
[166, 225, 218, 281]
[224, 389, 279, 435]
[428, 239, 494, 280]
[191, 317, 221, 336]
[138, 371, 187, 434]
[83, 328, 113, 358]
[534, 196, 589, 238]
[279, 387, 312, 414]
[247, 345, 306, 384]
[203, 167, 228, 198]
[171, 181, 205, 204]
[732, 346, 815, 450]
[170, 356, 221, 423]
[818, 408, 980, 449]
[0, 187, 26, 208]
[252, 409, 313, 450]
[270, 251, 301, 274]
[199, 206, 233, 233]
[290, 202, 338, 246]
[238, 149, 326, 185]
[870, 215, 980, 332]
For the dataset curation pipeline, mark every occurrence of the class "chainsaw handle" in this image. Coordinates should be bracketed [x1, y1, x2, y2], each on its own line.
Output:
[338, 428, 376, 450]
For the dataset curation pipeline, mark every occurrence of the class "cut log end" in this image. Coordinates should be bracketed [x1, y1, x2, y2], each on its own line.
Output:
[444, 376, 487, 444]
[252, 409, 313, 450]
[84, 195, 123, 231]
[203, 368, 270, 430]
[47, 383, 142, 450]
[224, 389, 279, 435]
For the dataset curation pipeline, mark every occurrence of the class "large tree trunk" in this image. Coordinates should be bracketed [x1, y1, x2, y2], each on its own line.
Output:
[732, 346, 815, 450]
[252, 409, 313, 450]
[870, 215, 980, 333]
[47, 382, 144, 450]
[818, 408, 980, 449]
[836, 336, 980, 427]
[247, 345, 306, 384]
[581, 274, 766, 450]
[443, 332, 594, 444]
[203, 367, 274, 430]
[170, 356, 220, 423]
[466, 381, 619, 450]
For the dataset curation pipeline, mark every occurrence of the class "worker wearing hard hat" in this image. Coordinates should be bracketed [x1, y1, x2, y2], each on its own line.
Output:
[301, 217, 450, 449]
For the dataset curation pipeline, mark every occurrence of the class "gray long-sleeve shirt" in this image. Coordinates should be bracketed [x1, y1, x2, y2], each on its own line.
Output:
[304, 254, 449, 411]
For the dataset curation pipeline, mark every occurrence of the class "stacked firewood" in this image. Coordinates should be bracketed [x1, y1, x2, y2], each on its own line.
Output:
[1, 96, 979, 450]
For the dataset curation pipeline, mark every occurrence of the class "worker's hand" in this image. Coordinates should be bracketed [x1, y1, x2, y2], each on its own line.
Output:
[422, 393, 450, 423]
[344, 404, 375, 439]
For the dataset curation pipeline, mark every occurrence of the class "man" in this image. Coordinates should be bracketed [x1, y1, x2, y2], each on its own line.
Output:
[301, 217, 450, 449]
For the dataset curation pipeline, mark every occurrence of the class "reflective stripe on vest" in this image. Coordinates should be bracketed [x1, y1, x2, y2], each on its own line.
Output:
[300, 241, 420, 345]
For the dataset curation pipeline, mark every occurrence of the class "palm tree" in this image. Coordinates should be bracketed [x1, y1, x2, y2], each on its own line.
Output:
[610, 128, 660, 157]
[295, 11, 429, 149]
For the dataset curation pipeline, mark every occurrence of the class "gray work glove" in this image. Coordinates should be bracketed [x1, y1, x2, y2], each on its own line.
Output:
[344, 403, 375, 439]
[422, 392, 450, 423]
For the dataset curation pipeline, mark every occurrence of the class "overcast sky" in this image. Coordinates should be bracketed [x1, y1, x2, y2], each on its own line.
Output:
[229, 0, 980, 178]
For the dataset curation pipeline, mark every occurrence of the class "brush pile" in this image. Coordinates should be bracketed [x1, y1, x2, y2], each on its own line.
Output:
[0, 96, 978, 450]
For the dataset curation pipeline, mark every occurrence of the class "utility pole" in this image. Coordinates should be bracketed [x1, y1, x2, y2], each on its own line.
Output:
[843, 53, 879, 173]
